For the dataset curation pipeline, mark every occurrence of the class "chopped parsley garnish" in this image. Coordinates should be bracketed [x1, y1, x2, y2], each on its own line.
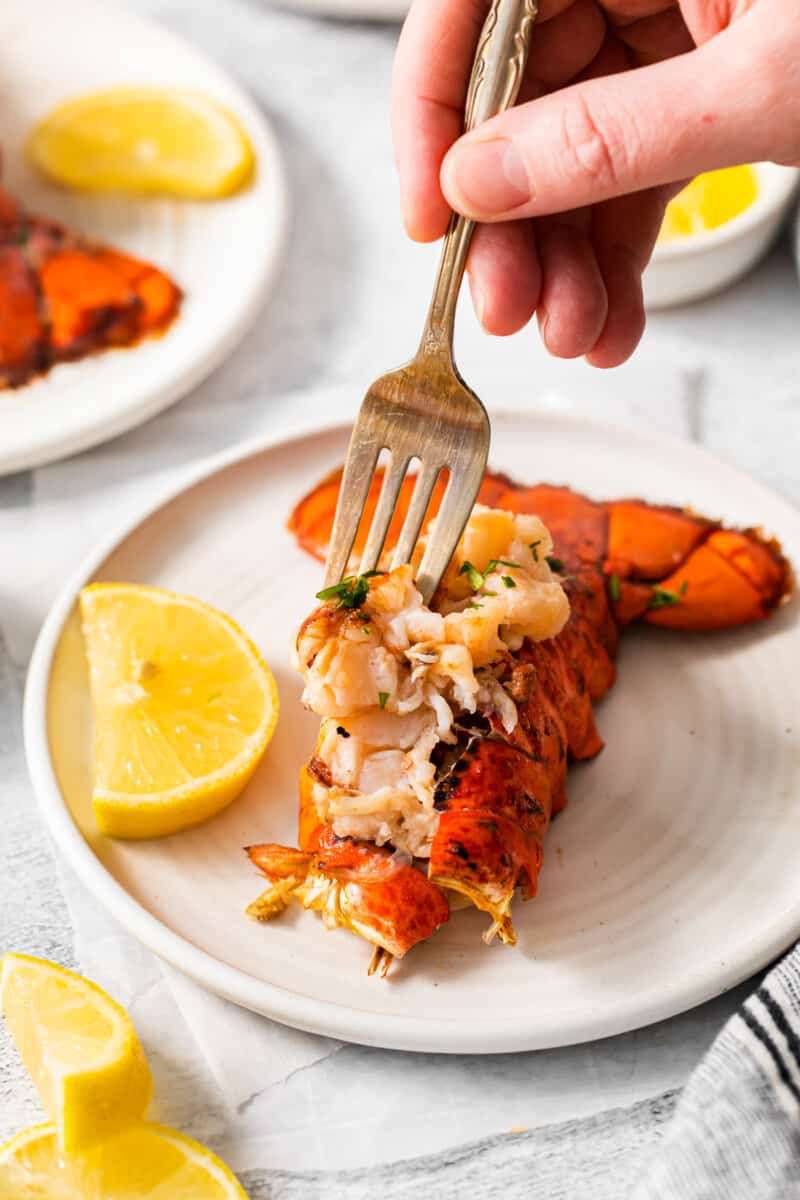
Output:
[459, 560, 485, 591]
[316, 571, 379, 610]
[468, 601, 483, 609]
[378, 691, 389, 709]
[609, 572, 621, 602]
[649, 586, 682, 610]
[546, 555, 564, 573]
[336, 725, 351, 738]
[679, 581, 689, 596]
[529, 539, 542, 562]
[502, 575, 516, 589]
[459, 558, 521, 592]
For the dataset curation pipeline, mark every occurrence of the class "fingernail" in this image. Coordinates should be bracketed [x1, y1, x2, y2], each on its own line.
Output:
[539, 310, 552, 353]
[398, 186, 414, 238]
[469, 274, 488, 331]
[443, 137, 531, 218]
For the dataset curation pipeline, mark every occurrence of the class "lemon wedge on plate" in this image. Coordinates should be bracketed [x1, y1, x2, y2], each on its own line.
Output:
[0, 954, 152, 1154]
[0, 1122, 248, 1199]
[80, 583, 278, 839]
[27, 88, 255, 198]
[659, 165, 758, 241]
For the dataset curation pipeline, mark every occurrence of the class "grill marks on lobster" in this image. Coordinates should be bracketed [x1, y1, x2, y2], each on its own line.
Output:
[246, 469, 791, 973]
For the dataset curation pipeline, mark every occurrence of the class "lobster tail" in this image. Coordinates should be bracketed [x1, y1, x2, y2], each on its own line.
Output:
[0, 192, 181, 388]
[245, 468, 791, 973]
[247, 768, 450, 971]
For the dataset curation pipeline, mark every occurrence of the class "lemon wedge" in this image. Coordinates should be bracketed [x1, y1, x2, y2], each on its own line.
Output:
[0, 955, 152, 1154]
[80, 583, 278, 839]
[659, 165, 758, 241]
[0, 1122, 248, 1199]
[27, 88, 255, 198]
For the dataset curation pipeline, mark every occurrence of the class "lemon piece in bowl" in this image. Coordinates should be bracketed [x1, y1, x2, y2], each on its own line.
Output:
[0, 1121, 248, 1199]
[80, 583, 278, 839]
[0, 954, 152, 1153]
[27, 87, 255, 198]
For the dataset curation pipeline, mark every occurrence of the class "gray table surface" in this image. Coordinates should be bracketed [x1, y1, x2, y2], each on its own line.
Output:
[2, 0, 800, 1180]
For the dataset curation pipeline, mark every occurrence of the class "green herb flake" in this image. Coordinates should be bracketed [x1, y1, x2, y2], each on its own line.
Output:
[468, 601, 483, 610]
[206, 691, 223, 703]
[649, 586, 681, 610]
[546, 555, 565, 573]
[316, 571, 379, 610]
[609, 573, 621, 602]
[529, 539, 542, 562]
[486, 558, 521, 573]
[679, 580, 689, 596]
[378, 691, 389, 710]
[459, 560, 486, 591]
[502, 575, 516, 589]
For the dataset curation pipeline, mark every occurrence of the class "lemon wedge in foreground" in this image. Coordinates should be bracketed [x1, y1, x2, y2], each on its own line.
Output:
[659, 165, 758, 241]
[0, 955, 152, 1154]
[80, 583, 278, 839]
[0, 1122, 248, 1200]
[28, 88, 255, 198]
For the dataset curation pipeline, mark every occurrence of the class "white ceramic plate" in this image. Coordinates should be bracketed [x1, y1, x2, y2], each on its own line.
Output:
[24, 411, 800, 1053]
[270, 0, 408, 20]
[0, 0, 287, 475]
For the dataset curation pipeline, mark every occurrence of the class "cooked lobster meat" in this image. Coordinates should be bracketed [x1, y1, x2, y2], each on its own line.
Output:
[0, 184, 181, 388]
[247, 468, 791, 973]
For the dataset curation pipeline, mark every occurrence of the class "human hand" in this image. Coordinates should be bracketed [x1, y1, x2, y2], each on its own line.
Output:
[392, 0, 799, 366]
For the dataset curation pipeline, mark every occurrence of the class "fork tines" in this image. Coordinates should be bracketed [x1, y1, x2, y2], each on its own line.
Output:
[325, 373, 489, 604]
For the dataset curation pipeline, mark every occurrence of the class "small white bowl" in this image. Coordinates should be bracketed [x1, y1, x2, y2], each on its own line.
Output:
[643, 162, 800, 309]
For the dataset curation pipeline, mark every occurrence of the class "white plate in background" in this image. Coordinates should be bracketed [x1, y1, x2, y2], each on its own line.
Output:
[270, 0, 407, 19]
[24, 408, 800, 1052]
[0, 0, 287, 474]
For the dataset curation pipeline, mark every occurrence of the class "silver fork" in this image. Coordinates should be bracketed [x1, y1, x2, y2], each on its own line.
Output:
[325, 0, 538, 604]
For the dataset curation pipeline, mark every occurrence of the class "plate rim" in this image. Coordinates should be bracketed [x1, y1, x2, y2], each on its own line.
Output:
[23, 408, 800, 1053]
[0, 0, 289, 476]
[269, 0, 408, 20]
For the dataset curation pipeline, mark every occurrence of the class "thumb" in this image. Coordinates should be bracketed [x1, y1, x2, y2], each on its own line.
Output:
[440, 29, 769, 222]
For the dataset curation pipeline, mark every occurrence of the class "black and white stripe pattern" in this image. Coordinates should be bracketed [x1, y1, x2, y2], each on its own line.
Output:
[635, 942, 800, 1199]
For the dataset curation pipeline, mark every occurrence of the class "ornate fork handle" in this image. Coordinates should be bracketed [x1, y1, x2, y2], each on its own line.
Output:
[419, 0, 538, 361]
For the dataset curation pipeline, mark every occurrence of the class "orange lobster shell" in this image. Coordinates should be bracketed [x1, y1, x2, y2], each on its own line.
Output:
[0, 185, 181, 388]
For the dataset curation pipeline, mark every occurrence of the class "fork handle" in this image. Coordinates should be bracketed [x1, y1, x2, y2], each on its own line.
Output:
[418, 0, 538, 362]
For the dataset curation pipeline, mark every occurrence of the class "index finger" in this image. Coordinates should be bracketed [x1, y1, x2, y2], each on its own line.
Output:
[391, 0, 598, 241]
[391, 0, 489, 241]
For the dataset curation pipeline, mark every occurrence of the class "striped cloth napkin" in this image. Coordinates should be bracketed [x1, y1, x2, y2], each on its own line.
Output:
[635, 942, 800, 1200]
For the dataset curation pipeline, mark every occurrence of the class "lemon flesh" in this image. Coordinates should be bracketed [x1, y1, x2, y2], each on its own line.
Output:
[659, 165, 758, 242]
[27, 87, 255, 198]
[0, 955, 152, 1155]
[0, 1122, 247, 1200]
[80, 583, 278, 839]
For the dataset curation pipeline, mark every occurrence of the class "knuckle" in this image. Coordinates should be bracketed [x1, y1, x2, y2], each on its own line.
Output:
[560, 94, 629, 193]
